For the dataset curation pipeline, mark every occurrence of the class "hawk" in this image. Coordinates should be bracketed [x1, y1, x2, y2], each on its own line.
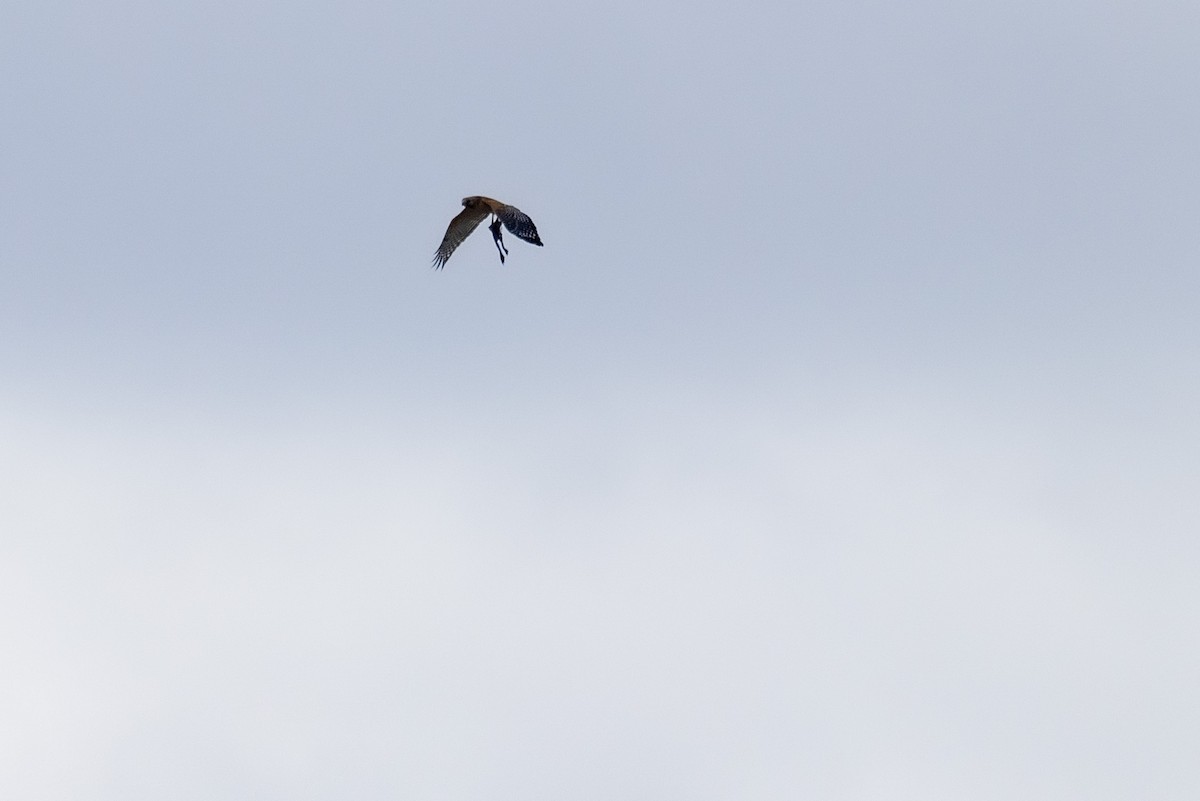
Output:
[432, 196, 543, 269]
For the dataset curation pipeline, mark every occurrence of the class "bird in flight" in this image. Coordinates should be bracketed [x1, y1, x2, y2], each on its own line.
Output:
[432, 196, 543, 269]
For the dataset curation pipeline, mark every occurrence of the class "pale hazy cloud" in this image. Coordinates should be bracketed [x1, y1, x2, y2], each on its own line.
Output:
[2, 0, 1198, 797]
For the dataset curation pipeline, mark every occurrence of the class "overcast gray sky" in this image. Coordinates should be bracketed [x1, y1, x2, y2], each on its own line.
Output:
[3, 1, 1199, 799]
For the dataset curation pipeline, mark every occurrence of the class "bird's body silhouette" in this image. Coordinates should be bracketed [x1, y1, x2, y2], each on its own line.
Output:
[432, 196, 543, 269]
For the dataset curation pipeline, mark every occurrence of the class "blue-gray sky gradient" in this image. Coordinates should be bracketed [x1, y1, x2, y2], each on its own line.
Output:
[3, 1, 1199, 798]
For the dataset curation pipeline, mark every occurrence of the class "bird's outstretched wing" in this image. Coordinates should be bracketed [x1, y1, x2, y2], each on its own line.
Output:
[432, 205, 490, 269]
[493, 203, 543, 247]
